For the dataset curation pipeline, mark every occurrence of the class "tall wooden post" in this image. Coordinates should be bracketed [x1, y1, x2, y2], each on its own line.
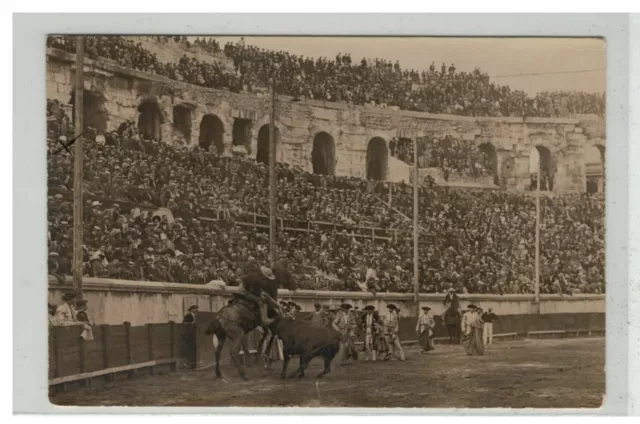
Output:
[534, 152, 541, 305]
[269, 78, 277, 267]
[73, 36, 85, 296]
[413, 135, 420, 316]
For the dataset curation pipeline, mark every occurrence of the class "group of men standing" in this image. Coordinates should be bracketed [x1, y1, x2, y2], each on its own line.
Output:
[306, 302, 407, 363]
[48, 290, 94, 340]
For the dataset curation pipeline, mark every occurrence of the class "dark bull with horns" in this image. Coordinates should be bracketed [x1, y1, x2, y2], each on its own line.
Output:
[205, 260, 295, 380]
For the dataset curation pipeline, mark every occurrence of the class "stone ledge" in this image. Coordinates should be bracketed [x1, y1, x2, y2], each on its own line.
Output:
[48, 275, 605, 302]
[46, 47, 600, 127]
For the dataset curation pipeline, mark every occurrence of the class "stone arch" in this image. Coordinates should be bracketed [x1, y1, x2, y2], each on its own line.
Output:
[477, 142, 498, 183]
[83, 91, 108, 135]
[256, 124, 279, 164]
[311, 132, 336, 175]
[528, 145, 554, 191]
[69, 89, 108, 135]
[366, 137, 389, 181]
[586, 144, 605, 193]
[199, 114, 225, 153]
[137, 100, 164, 141]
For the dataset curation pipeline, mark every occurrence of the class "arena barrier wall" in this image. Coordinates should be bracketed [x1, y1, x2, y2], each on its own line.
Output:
[48, 312, 606, 387]
[48, 321, 190, 392]
[48, 276, 605, 326]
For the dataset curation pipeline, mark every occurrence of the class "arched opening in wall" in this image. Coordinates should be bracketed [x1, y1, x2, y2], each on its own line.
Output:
[586, 144, 605, 194]
[366, 137, 389, 181]
[83, 91, 108, 135]
[69, 89, 109, 136]
[528, 145, 554, 191]
[311, 132, 336, 175]
[233, 118, 253, 153]
[477, 142, 498, 185]
[137, 101, 163, 141]
[256, 124, 279, 165]
[172, 105, 192, 142]
[199, 114, 225, 153]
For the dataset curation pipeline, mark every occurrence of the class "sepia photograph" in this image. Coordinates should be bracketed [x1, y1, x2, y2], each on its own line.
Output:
[44, 35, 606, 408]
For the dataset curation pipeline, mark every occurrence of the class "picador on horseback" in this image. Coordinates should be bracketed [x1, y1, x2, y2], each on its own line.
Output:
[206, 259, 296, 380]
[237, 260, 281, 326]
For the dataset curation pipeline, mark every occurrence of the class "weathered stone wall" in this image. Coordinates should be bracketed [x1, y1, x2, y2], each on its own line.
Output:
[46, 48, 606, 193]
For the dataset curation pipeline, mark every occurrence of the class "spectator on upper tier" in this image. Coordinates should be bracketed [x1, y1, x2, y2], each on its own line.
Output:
[47, 36, 605, 118]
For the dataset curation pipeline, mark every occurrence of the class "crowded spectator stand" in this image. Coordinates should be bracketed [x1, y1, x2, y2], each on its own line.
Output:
[45, 36, 605, 296]
[47, 107, 604, 295]
[47, 35, 605, 118]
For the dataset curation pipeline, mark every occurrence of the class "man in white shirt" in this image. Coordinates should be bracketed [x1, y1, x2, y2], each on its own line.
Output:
[361, 305, 380, 361]
[461, 304, 475, 336]
[383, 304, 405, 361]
[332, 303, 358, 363]
[55, 291, 79, 326]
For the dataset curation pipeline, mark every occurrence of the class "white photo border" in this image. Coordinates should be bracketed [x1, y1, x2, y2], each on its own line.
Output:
[12, 13, 632, 415]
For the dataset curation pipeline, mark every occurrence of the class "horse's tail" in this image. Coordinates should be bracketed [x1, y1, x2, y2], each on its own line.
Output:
[206, 316, 222, 348]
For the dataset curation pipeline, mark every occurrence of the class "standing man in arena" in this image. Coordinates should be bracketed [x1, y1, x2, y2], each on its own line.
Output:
[443, 287, 462, 344]
[308, 302, 329, 328]
[481, 307, 497, 345]
[383, 304, 405, 361]
[55, 291, 78, 326]
[416, 306, 436, 353]
[333, 303, 358, 363]
[361, 305, 380, 361]
[183, 304, 198, 323]
[463, 304, 485, 356]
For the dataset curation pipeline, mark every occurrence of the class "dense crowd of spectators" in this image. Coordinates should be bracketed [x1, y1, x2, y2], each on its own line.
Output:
[390, 136, 497, 183]
[47, 35, 605, 118]
[47, 102, 605, 294]
[375, 183, 604, 295]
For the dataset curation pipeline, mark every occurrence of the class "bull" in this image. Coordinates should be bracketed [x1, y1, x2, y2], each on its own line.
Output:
[269, 314, 342, 379]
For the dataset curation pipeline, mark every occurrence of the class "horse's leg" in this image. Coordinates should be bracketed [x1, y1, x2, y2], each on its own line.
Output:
[264, 333, 276, 368]
[229, 335, 249, 381]
[214, 332, 226, 378]
[241, 336, 251, 367]
[257, 328, 268, 364]
[265, 332, 275, 356]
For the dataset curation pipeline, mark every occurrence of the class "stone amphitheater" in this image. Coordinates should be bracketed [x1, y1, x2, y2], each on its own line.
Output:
[46, 37, 606, 193]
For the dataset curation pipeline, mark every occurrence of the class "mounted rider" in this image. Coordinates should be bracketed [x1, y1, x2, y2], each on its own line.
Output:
[237, 259, 296, 326]
[237, 260, 280, 326]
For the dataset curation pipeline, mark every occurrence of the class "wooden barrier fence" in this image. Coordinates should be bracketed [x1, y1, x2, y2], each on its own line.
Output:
[48, 322, 193, 389]
[49, 312, 605, 389]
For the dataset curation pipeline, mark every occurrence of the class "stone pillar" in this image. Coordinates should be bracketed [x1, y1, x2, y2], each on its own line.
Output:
[222, 117, 234, 157]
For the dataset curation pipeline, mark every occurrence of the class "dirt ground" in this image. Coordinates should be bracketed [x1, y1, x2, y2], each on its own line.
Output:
[51, 337, 605, 408]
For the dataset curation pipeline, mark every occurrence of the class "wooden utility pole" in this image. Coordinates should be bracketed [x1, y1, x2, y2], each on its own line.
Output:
[534, 152, 541, 305]
[413, 135, 420, 316]
[73, 36, 85, 296]
[269, 78, 277, 267]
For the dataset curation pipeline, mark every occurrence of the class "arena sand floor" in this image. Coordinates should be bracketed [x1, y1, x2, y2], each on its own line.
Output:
[51, 337, 604, 408]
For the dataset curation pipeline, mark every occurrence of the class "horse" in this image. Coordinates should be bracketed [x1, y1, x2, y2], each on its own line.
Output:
[205, 261, 296, 380]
